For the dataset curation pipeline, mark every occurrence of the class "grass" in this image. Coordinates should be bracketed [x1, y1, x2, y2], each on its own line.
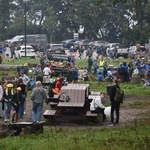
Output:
[0, 57, 150, 149]
[0, 124, 149, 150]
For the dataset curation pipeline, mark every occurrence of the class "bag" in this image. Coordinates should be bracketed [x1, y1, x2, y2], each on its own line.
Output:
[114, 88, 124, 103]
[51, 81, 56, 88]
[59, 92, 70, 102]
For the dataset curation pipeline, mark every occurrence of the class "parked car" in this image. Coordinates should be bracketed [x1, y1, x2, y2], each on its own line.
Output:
[4, 35, 24, 47]
[74, 39, 92, 49]
[88, 40, 108, 49]
[45, 44, 65, 56]
[116, 45, 128, 58]
[128, 46, 147, 59]
[15, 45, 36, 58]
[62, 39, 76, 49]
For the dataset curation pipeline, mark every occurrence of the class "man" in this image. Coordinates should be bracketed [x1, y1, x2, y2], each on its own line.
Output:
[90, 92, 106, 122]
[19, 72, 30, 85]
[31, 81, 47, 123]
[43, 64, 51, 77]
[109, 80, 121, 126]
[99, 56, 105, 74]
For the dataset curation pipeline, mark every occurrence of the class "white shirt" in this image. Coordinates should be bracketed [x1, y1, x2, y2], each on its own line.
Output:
[43, 67, 51, 76]
[20, 74, 30, 85]
[0, 85, 3, 101]
[90, 96, 106, 111]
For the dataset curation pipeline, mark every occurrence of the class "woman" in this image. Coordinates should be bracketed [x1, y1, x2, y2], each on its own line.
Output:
[3, 83, 14, 122]
[31, 81, 47, 123]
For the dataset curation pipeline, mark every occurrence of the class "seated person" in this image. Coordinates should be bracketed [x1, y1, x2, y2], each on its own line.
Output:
[143, 75, 150, 87]
[79, 68, 88, 81]
[52, 77, 64, 95]
[90, 92, 106, 122]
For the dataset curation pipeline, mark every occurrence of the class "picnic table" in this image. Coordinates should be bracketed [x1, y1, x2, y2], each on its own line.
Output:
[43, 83, 97, 121]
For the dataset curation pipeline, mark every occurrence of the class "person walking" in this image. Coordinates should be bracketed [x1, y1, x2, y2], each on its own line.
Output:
[90, 92, 106, 122]
[31, 81, 47, 123]
[3, 83, 14, 123]
[109, 80, 121, 126]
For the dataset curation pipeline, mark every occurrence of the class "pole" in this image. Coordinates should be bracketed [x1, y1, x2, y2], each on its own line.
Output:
[24, 1, 27, 57]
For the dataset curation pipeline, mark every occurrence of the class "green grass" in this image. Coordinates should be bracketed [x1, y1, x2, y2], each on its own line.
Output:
[1, 57, 150, 97]
[0, 125, 149, 150]
[2, 57, 40, 66]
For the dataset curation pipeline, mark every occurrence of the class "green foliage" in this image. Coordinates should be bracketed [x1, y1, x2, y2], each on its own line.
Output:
[0, 125, 149, 150]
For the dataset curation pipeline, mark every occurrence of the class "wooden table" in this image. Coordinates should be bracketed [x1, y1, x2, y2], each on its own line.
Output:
[44, 84, 90, 121]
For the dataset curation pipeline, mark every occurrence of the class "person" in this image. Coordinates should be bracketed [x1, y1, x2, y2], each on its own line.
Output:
[99, 56, 105, 74]
[0, 81, 4, 118]
[73, 65, 79, 83]
[118, 63, 124, 83]
[97, 72, 104, 84]
[109, 79, 121, 126]
[19, 71, 30, 85]
[31, 81, 47, 123]
[3, 83, 14, 122]
[17, 78, 27, 119]
[43, 64, 51, 77]
[11, 87, 22, 123]
[52, 77, 64, 95]
[93, 59, 98, 75]
[23, 63, 29, 76]
[87, 56, 93, 73]
[90, 92, 106, 122]
[66, 67, 74, 83]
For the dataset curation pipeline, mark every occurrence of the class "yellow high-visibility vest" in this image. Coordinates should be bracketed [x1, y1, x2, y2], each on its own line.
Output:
[99, 60, 105, 69]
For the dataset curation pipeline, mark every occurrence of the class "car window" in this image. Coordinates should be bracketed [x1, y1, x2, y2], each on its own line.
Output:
[51, 45, 63, 50]
[22, 47, 33, 50]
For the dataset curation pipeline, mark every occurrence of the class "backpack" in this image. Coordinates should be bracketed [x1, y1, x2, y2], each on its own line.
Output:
[59, 92, 70, 102]
[51, 81, 56, 88]
[114, 88, 124, 103]
[118, 67, 124, 74]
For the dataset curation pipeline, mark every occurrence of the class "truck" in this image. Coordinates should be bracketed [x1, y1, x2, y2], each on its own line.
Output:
[4, 34, 48, 50]
[48, 54, 71, 76]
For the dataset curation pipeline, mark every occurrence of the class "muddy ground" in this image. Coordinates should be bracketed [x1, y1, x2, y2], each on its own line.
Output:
[1, 94, 149, 131]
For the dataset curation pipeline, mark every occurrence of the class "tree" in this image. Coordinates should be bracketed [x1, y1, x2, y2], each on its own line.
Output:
[43, 7, 57, 43]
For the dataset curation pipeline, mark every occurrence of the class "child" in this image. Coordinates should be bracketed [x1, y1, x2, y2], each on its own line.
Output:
[11, 87, 22, 123]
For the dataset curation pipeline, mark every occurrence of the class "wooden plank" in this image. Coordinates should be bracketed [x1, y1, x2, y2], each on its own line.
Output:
[86, 111, 97, 117]
[90, 91, 100, 95]
[58, 102, 84, 107]
[43, 110, 56, 116]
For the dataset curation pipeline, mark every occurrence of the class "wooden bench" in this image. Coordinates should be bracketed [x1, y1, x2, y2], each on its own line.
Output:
[43, 110, 57, 116]
[86, 111, 97, 117]
[2, 121, 45, 136]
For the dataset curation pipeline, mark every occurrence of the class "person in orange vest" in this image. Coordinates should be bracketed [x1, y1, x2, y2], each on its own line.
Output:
[52, 77, 64, 95]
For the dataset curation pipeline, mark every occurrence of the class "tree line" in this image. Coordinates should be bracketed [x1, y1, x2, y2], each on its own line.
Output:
[0, 0, 149, 45]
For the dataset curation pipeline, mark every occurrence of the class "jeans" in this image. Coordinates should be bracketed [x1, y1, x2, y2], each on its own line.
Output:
[0, 102, 4, 117]
[4, 101, 11, 120]
[32, 102, 43, 122]
[19, 94, 26, 118]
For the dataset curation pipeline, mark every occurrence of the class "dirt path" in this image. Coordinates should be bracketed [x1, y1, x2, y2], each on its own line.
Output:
[0, 95, 149, 129]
